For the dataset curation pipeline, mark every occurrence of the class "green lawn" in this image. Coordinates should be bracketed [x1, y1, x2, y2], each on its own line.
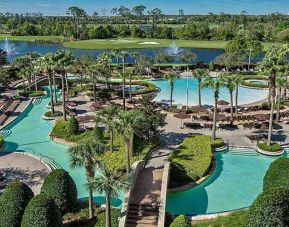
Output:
[0, 35, 66, 42]
[193, 210, 248, 227]
[63, 38, 228, 50]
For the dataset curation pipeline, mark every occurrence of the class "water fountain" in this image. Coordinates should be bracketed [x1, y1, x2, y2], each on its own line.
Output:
[167, 41, 182, 56]
[3, 38, 17, 55]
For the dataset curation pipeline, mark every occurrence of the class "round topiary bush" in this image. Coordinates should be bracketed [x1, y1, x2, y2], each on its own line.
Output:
[41, 169, 77, 214]
[67, 116, 79, 136]
[245, 187, 289, 227]
[0, 180, 34, 227]
[21, 194, 62, 227]
[263, 157, 289, 191]
[169, 215, 191, 227]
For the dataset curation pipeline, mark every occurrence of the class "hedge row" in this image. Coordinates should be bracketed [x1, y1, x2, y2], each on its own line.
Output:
[19, 90, 45, 97]
[257, 142, 282, 152]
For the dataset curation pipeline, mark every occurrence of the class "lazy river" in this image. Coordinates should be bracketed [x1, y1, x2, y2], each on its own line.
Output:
[1, 88, 122, 206]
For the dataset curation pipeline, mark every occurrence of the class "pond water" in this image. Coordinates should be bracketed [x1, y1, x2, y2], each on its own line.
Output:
[150, 78, 268, 105]
[0, 40, 224, 63]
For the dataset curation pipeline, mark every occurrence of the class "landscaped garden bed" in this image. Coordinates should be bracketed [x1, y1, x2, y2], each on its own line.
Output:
[42, 111, 63, 120]
[257, 142, 284, 156]
[19, 90, 45, 97]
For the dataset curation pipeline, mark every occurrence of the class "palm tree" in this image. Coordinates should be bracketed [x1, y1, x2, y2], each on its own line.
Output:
[116, 110, 144, 176]
[179, 50, 197, 71]
[126, 67, 135, 101]
[232, 75, 244, 114]
[17, 67, 32, 92]
[89, 163, 127, 227]
[97, 105, 120, 152]
[276, 76, 287, 121]
[97, 53, 112, 88]
[68, 138, 105, 219]
[193, 69, 209, 106]
[203, 76, 224, 140]
[111, 49, 121, 65]
[119, 50, 129, 73]
[164, 72, 179, 108]
[54, 50, 75, 121]
[220, 73, 236, 124]
[86, 63, 101, 102]
[36, 54, 55, 114]
[259, 44, 288, 145]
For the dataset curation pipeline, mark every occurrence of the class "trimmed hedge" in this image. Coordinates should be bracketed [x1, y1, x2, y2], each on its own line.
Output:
[169, 215, 191, 227]
[67, 116, 79, 136]
[257, 142, 282, 152]
[169, 135, 212, 181]
[41, 169, 78, 214]
[211, 138, 225, 149]
[0, 136, 4, 148]
[21, 194, 62, 227]
[94, 208, 120, 227]
[0, 180, 34, 227]
[19, 90, 45, 97]
[263, 157, 289, 191]
[245, 187, 289, 227]
[44, 111, 62, 118]
[52, 118, 68, 138]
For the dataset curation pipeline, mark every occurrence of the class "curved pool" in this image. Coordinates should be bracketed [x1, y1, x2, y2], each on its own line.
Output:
[166, 149, 283, 215]
[150, 78, 268, 105]
[1, 88, 122, 206]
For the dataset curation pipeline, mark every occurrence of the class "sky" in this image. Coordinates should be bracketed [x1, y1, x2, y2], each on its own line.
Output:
[0, 0, 289, 16]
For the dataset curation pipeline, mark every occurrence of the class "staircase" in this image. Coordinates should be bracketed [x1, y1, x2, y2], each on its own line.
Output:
[126, 204, 159, 227]
[226, 148, 258, 156]
[33, 97, 42, 105]
[0, 130, 12, 139]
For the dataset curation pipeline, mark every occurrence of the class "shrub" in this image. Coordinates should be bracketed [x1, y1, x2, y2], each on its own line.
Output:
[0, 136, 4, 148]
[41, 169, 77, 214]
[52, 118, 68, 139]
[21, 194, 62, 227]
[67, 116, 79, 136]
[263, 157, 289, 191]
[19, 90, 45, 97]
[245, 187, 289, 227]
[44, 111, 62, 118]
[211, 138, 225, 149]
[257, 142, 282, 152]
[93, 126, 104, 140]
[169, 135, 212, 182]
[169, 215, 191, 227]
[94, 208, 120, 227]
[0, 180, 34, 227]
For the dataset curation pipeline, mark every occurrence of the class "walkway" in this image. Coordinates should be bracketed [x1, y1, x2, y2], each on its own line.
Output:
[125, 133, 187, 227]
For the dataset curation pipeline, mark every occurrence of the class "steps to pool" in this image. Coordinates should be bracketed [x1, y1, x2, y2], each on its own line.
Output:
[32, 97, 42, 105]
[226, 148, 258, 156]
[0, 130, 12, 138]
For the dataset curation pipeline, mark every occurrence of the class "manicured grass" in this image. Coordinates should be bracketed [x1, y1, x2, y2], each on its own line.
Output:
[0, 35, 66, 43]
[63, 38, 228, 50]
[193, 210, 248, 227]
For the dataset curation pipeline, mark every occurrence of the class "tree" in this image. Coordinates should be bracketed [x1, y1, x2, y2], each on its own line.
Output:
[97, 52, 112, 88]
[41, 169, 77, 214]
[232, 75, 244, 114]
[193, 69, 209, 106]
[214, 52, 242, 71]
[36, 54, 55, 114]
[164, 72, 179, 108]
[53, 50, 75, 121]
[170, 215, 191, 227]
[220, 72, 236, 124]
[0, 180, 33, 227]
[89, 163, 127, 227]
[203, 76, 224, 140]
[0, 49, 8, 67]
[276, 76, 287, 121]
[259, 44, 288, 145]
[116, 110, 145, 176]
[86, 63, 102, 102]
[148, 8, 163, 33]
[67, 6, 86, 38]
[154, 51, 174, 71]
[97, 105, 120, 152]
[179, 50, 197, 71]
[68, 138, 105, 219]
[21, 194, 62, 227]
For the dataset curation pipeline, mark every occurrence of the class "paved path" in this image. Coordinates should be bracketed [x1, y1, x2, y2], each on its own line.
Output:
[0, 153, 50, 194]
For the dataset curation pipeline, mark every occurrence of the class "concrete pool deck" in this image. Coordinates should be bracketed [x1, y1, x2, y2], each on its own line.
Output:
[0, 152, 50, 194]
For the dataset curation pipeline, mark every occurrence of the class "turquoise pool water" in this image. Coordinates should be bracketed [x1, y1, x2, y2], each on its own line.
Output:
[166, 149, 283, 215]
[150, 78, 268, 105]
[1, 88, 122, 207]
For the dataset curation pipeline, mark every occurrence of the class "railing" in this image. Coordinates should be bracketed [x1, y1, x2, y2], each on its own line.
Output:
[0, 130, 12, 138]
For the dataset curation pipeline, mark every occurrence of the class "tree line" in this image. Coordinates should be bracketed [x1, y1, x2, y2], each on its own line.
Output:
[1, 6, 289, 42]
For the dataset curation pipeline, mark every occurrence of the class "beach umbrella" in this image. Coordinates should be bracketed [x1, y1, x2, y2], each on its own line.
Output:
[254, 114, 270, 121]
[174, 112, 191, 128]
[208, 113, 227, 121]
[217, 100, 230, 106]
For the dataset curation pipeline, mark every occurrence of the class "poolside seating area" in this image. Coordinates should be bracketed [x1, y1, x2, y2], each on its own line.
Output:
[0, 97, 21, 126]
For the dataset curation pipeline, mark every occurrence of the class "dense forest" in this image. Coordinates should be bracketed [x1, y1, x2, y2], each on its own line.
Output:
[1, 6, 289, 42]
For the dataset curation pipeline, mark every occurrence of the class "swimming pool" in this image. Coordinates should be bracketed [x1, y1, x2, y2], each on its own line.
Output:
[166, 148, 283, 215]
[1, 88, 122, 207]
[150, 78, 268, 105]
